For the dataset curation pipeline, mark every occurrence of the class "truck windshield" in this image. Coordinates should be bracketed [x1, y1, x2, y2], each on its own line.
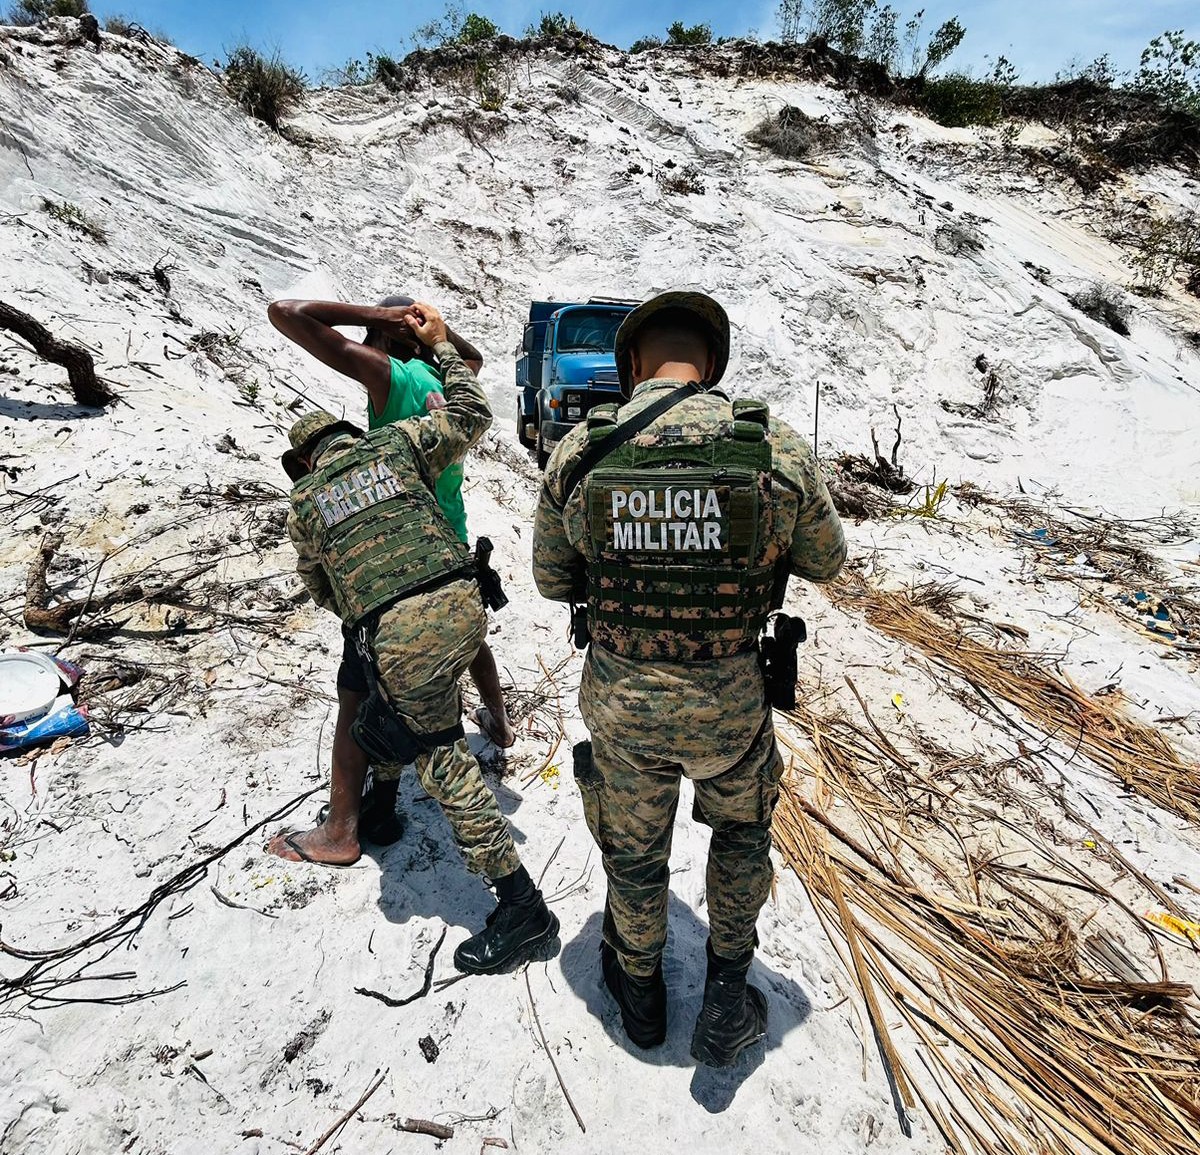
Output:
[555, 309, 625, 353]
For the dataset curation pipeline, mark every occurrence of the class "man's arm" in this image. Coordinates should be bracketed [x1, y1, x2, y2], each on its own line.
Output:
[445, 325, 483, 376]
[774, 423, 847, 583]
[266, 299, 414, 416]
[287, 509, 339, 613]
[532, 434, 588, 601]
[393, 303, 492, 477]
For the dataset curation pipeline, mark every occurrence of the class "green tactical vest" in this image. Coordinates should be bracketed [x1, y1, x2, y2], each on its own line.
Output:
[580, 397, 781, 662]
[290, 428, 471, 625]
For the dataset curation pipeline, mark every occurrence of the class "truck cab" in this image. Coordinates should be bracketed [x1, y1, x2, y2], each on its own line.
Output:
[516, 298, 638, 468]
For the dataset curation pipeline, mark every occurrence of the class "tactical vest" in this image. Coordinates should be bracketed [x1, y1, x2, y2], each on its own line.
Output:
[291, 428, 471, 625]
[580, 397, 780, 662]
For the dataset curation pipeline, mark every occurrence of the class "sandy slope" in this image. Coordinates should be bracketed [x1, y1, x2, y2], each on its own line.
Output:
[1, 20, 1199, 1155]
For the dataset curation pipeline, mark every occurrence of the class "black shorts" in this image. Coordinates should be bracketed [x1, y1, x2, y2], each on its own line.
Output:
[336, 629, 369, 694]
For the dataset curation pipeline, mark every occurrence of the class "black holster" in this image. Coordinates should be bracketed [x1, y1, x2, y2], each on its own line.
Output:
[570, 603, 591, 650]
[474, 536, 508, 612]
[758, 613, 807, 711]
[350, 623, 464, 763]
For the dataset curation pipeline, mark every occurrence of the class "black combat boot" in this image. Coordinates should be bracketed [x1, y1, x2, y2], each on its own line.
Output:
[453, 865, 559, 974]
[600, 941, 667, 1048]
[689, 940, 768, 1067]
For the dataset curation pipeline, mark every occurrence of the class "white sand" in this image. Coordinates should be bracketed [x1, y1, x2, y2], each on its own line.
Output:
[1, 21, 1198, 1154]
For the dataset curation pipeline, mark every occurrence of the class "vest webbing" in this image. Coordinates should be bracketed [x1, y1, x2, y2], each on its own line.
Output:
[581, 397, 778, 662]
[291, 428, 471, 626]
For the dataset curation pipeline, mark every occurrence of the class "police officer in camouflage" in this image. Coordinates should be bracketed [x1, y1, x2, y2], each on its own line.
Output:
[532, 291, 846, 1065]
[271, 301, 558, 975]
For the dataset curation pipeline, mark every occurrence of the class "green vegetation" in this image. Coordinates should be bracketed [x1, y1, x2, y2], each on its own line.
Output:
[629, 36, 662, 54]
[524, 11, 584, 38]
[40, 197, 107, 243]
[1134, 30, 1200, 113]
[920, 73, 1003, 127]
[1126, 210, 1200, 297]
[5, 0, 87, 24]
[666, 21, 712, 46]
[222, 46, 306, 131]
[776, 0, 964, 77]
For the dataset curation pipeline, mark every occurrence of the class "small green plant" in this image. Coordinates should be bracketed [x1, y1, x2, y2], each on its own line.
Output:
[895, 478, 949, 519]
[370, 52, 404, 91]
[5, 0, 87, 24]
[40, 197, 107, 243]
[222, 45, 306, 131]
[666, 21, 711, 46]
[629, 36, 662, 54]
[237, 379, 261, 406]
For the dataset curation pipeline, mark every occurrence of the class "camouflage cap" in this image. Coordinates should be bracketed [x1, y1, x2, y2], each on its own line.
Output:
[614, 290, 730, 394]
[281, 410, 363, 482]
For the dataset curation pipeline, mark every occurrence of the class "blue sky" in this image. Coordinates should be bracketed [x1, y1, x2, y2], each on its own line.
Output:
[88, 1, 1196, 83]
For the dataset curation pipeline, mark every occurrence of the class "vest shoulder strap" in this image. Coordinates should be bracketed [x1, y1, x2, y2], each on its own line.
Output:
[562, 382, 701, 506]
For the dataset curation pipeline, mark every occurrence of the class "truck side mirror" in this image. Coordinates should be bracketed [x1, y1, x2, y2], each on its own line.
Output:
[522, 325, 535, 353]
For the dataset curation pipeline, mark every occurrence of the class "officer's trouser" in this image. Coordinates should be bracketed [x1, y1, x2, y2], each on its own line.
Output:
[369, 582, 521, 880]
[581, 721, 783, 978]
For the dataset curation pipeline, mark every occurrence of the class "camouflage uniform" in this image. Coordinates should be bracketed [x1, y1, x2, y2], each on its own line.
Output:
[288, 343, 521, 880]
[532, 380, 846, 977]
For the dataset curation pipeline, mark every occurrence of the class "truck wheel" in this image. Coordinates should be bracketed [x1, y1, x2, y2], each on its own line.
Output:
[517, 402, 534, 449]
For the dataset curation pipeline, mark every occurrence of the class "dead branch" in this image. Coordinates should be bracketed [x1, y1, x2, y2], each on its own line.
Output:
[0, 301, 115, 407]
[302, 1070, 386, 1155]
[24, 533, 217, 635]
[525, 968, 585, 1133]
[399, 1119, 455, 1139]
[355, 928, 447, 1007]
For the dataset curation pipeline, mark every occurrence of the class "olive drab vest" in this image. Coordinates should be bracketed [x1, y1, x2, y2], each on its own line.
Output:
[580, 397, 782, 662]
[290, 428, 471, 625]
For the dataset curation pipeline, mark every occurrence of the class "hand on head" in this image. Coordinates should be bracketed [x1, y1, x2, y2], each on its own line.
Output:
[404, 301, 448, 348]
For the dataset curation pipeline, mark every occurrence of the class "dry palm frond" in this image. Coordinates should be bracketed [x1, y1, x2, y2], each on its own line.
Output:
[829, 575, 1200, 825]
[772, 690, 1200, 1155]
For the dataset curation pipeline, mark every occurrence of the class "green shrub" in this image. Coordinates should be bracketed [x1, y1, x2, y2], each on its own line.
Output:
[1127, 210, 1200, 296]
[40, 197, 107, 243]
[222, 46, 306, 131]
[920, 74, 1003, 127]
[5, 0, 87, 24]
[458, 13, 499, 44]
[666, 21, 711, 46]
[370, 52, 404, 91]
[525, 11, 582, 38]
[629, 36, 662, 54]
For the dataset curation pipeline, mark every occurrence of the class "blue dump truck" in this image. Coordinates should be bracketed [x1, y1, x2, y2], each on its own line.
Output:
[516, 298, 639, 468]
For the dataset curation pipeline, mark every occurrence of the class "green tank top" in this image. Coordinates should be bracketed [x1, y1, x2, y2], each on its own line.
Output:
[368, 356, 468, 543]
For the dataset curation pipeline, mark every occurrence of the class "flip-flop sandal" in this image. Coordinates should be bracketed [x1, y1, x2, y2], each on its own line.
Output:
[278, 832, 361, 868]
[471, 707, 516, 749]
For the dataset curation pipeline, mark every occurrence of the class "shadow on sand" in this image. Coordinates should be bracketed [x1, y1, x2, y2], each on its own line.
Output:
[560, 900, 812, 1113]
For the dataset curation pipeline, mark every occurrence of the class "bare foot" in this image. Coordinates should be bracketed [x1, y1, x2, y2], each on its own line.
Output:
[471, 706, 516, 749]
[267, 824, 361, 866]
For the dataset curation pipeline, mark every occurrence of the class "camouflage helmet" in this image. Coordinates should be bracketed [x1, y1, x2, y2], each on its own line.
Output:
[281, 410, 363, 481]
[614, 290, 730, 395]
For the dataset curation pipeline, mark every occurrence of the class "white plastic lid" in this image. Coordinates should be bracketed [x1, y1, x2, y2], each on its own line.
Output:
[0, 651, 64, 725]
